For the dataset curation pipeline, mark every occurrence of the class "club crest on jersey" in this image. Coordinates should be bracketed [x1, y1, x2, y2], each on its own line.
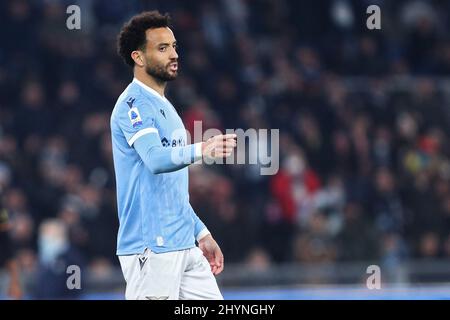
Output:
[128, 107, 143, 128]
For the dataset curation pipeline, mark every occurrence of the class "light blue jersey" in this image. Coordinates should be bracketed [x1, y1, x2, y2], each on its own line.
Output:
[111, 78, 209, 255]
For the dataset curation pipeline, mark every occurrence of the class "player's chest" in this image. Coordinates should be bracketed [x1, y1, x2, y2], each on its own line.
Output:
[157, 103, 187, 147]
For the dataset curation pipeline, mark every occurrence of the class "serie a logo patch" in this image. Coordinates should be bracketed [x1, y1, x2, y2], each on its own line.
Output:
[128, 107, 143, 128]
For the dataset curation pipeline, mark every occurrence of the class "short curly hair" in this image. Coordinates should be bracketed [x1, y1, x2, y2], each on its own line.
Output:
[117, 11, 172, 67]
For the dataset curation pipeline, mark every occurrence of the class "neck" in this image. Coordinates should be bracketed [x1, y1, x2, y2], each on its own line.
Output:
[134, 68, 166, 97]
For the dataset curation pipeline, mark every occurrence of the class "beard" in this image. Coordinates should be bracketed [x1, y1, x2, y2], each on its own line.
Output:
[145, 61, 178, 82]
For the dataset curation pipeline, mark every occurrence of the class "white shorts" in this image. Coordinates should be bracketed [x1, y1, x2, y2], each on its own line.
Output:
[118, 247, 223, 300]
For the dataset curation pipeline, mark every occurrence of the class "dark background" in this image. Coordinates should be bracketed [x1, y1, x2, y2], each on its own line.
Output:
[1, 0, 450, 297]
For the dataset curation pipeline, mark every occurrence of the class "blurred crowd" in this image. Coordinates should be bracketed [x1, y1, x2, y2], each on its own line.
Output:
[1, 0, 450, 296]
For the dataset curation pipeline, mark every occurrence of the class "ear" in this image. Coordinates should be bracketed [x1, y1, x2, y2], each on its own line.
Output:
[131, 50, 145, 67]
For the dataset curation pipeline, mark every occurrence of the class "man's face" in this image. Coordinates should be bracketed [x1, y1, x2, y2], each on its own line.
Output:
[142, 27, 179, 81]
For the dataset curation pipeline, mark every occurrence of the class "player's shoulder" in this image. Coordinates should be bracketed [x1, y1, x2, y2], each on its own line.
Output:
[112, 82, 160, 119]
[112, 82, 144, 114]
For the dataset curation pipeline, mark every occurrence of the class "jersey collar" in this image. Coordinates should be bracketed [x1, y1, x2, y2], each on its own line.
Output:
[132, 78, 169, 103]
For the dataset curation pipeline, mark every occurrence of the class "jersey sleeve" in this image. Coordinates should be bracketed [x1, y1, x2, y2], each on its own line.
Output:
[133, 131, 203, 174]
[116, 95, 160, 146]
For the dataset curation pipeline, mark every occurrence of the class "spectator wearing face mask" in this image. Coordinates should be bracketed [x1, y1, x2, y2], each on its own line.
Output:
[32, 219, 85, 299]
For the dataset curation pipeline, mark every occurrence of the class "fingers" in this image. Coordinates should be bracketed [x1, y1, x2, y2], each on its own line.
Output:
[213, 147, 234, 155]
[212, 135, 237, 145]
[208, 134, 236, 142]
[215, 264, 224, 275]
[215, 134, 237, 141]
[213, 136, 237, 155]
[213, 249, 224, 275]
[211, 263, 218, 275]
[215, 260, 224, 275]
[221, 140, 237, 148]
[199, 243, 217, 273]
[213, 139, 237, 149]
[198, 238, 224, 275]
[203, 134, 237, 159]
[209, 260, 219, 275]
[211, 151, 233, 158]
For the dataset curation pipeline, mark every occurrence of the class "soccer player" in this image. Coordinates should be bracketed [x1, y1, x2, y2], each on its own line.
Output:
[111, 11, 236, 300]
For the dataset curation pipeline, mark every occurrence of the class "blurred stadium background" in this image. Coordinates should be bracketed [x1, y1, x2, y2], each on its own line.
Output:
[1, 0, 450, 299]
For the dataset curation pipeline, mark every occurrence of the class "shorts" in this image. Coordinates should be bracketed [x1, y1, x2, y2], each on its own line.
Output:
[118, 246, 223, 300]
